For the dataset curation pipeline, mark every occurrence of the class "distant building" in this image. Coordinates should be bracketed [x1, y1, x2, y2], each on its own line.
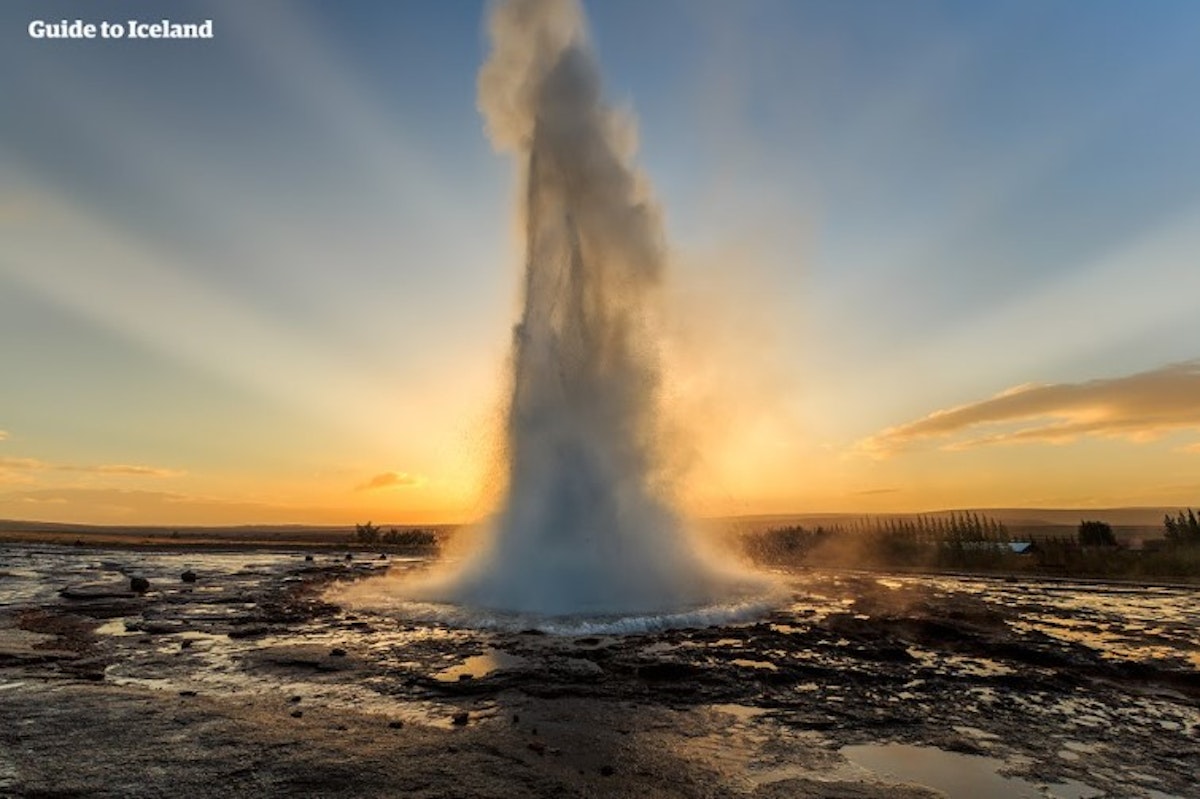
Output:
[956, 541, 1035, 554]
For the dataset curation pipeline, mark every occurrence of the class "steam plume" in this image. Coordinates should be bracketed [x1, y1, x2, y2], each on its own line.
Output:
[339, 0, 769, 620]
[423, 0, 756, 616]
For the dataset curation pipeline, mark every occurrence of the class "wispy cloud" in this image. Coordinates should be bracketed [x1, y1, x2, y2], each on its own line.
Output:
[859, 360, 1200, 456]
[0, 487, 295, 524]
[851, 487, 900, 496]
[0, 457, 43, 471]
[355, 471, 423, 492]
[76, 464, 185, 477]
[0, 430, 8, 441]
[0, 457, 183, 477]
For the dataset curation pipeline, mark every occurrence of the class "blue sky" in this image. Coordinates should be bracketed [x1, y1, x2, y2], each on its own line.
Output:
[2, 0, 1200, 523]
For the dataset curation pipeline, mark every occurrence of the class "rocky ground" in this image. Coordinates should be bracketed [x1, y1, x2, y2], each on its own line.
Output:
[1, 546, 1197, 798]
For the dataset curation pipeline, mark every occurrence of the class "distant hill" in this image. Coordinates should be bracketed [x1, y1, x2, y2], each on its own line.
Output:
[0, 519, 456, 546]
[1, 505, 1187, 543]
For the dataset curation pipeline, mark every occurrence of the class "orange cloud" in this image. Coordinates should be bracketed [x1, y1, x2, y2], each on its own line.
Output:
[859, 360, 1200, 455]
[355, 471, 423, 492]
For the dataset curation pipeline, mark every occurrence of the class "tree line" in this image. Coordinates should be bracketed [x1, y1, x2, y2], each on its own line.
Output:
[1163, 508, 1200, 545]
[353, 521, 437, 549]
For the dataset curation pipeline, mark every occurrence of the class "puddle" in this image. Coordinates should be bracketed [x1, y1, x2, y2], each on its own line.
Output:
[710, 703, 766, 722]
[433, 649, 528, 682]
[842, 743, 1102, 799]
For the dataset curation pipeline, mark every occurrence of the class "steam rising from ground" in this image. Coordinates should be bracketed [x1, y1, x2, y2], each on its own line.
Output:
[337, 0, 773, 623]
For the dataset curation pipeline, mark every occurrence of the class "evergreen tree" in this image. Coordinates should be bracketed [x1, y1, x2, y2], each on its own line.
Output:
[1078, 520, 1116, 547]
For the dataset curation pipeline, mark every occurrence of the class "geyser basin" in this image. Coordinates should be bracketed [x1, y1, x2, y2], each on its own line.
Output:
[341, 0, 777, 623]
[332, 567, 782, 635]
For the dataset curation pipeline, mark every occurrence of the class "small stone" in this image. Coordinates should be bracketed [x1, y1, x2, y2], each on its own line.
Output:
[512, 714, 520, 724]
[458, 673, 473, 681]
[289, 695, 302, 704]
[528, 741, 546, 756]
[330, 647, 347, 657]
[291, 710, 303, 718]
[129, 576, 150, 593]
[179, 690, 197, 697]
[180, 639, 193, 650]
[344, 553, 353, 561]
[181, 570, 197, 583]
[600, 765, 614, 777]
[304, 554, 314, 562]
[378, 553, 387, 560]
[388, 720, 404, 729]
[447, 745, 459, 753]
[451, 711, 469, 726]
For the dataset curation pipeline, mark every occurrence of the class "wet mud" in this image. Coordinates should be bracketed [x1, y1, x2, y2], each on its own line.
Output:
[1, 546, 1197, 798]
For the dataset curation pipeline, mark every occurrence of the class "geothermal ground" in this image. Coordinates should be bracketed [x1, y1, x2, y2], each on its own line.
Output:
[1, 545, 1198, 798]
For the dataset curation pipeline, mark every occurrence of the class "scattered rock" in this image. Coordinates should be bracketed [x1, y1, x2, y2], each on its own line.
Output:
[553, 658, 604, 678]
[227, 625, 271, 640]
[181, 570, 197, 583]
[528, 741, 546, 755]
[129, 577, 150, 594]
[330, 647, 347, 657]
[637, 661, 702, 681]
[178, 690, 197, 697]
[600, 765, 614, 777]
[291, 710, 303, 718]
[180, 639, 193, 650]
[59, 584, 135, 600]
[344, 553, 353, 562]
[388, 720, 404, 729]
[304, 554, 314, 562]
[289, 695, 302, 703]
[451, 711, 469, 726]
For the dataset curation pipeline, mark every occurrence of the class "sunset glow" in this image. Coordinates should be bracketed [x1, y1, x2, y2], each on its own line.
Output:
[3, 1, 1200, 525]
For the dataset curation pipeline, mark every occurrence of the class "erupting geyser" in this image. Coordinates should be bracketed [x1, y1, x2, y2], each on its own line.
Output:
[338, 0, 773, 625]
